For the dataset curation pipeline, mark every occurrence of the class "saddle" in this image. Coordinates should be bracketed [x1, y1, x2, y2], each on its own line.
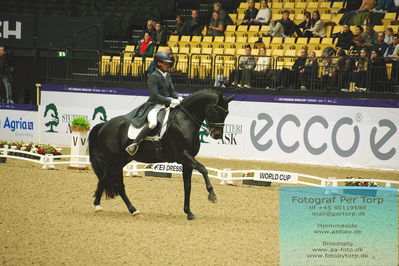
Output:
[127, 108, 171, 141]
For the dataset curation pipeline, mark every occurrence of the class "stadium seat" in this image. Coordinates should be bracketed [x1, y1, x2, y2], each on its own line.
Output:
[100, 55, 111, 76]
[131, 57, 143, 76]
[110, 56, 120, 75]
[237, 13, 245, 24]
[373, 25, 385, 32]
[331, 2, 345, 13]
[259, 25, 269, 36]
[228, 13, 237, 25]
[178, 47, 189, 54]
[295, 2, 307, 10]
[248, 25, 260, 37]
[382, 13, 397, 26]
[201, 47, 212, 55]
[236, 25, 248, 37]
[306, 2, 319, 12]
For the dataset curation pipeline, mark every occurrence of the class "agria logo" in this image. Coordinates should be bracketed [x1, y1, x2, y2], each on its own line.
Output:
[92, 106, 107, 122]
[3, 117, 34, 131]
[43, 103, 59, 133]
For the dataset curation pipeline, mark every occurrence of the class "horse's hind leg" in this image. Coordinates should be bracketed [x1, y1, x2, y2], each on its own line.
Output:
[93, 179, 104, 212]
[116, 166, 141, 216]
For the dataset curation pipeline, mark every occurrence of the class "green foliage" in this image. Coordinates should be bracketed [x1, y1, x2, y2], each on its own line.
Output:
[345, 177, 378, 187]
[71, 117, 90, 128]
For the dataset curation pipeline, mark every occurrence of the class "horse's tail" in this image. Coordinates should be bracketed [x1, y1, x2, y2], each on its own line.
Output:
[89, 122, 119, 199]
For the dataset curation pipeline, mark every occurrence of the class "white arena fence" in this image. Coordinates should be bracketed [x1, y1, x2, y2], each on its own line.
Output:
[1, 148, 399, 189]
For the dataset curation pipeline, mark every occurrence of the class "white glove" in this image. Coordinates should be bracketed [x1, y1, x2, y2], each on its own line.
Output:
[170, 98, 180, 106]
[178, 96, 184, 101]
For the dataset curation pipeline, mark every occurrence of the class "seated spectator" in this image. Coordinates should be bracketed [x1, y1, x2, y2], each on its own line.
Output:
[353, 26, 364, 39]
[384, 33, 399, 57]
[335, 25, 354, 50]
[207, 12, 224, 36]
[241, 0, 259, 25]
[372, 31, 389, 56]
[297, 11, 312, 36]
[358, 0, 376, 11]
[153, 22, 167, 46]
[361, 25, 377, 47]
[384, 27, 393, 45]
[278, 48, 308, 90]
[303, 10, 326, 38]
[369, 49, 387, 92]
[351, 35, 368, 55]
[230, 45, 256, 88]
[268, 10, 301, 38]
[250, 0, 271, 25]
[213, 1, 228, 24]
[247, 47, 272, 87]
[299, 51, 319, 90]
[349, 48, 369, 91]
[135, 32, 155, 58]
[321, 56, 338, 90]
[336, 49, 356, 91]
[186, 9, 203, 36]
[146, 20, 156, 40]
[172, 15, 187, 36]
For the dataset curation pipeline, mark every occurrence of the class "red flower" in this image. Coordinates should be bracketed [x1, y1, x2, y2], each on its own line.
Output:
[37, 148, 45, 154]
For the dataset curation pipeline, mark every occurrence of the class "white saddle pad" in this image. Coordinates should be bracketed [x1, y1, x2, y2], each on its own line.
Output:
[127, 108, 171, 141]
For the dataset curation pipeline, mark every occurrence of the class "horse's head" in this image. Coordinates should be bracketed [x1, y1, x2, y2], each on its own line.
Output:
[205, 93, 235, 140]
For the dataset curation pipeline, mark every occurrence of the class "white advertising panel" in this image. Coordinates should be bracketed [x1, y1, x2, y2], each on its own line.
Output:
[0, 103, 39, 143]
[39, 85, 399, 170]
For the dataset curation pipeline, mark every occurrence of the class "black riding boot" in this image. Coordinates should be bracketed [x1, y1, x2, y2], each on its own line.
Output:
[125, 124, 152, 156]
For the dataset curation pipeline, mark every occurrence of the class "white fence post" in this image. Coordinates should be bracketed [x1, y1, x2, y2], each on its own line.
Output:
[125, 162, 140, 177]
[220, 168, 233, 185]
[41, 154, 55, 169]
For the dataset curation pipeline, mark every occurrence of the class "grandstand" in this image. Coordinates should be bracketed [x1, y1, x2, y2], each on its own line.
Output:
[1, 0, 399, 103]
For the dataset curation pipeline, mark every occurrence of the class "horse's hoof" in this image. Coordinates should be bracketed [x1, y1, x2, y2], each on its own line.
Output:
[187, 214, 197, 220]
[208, 194, 217, 203]
[94, 205, 103, 213]
[132, 209, 141, 216]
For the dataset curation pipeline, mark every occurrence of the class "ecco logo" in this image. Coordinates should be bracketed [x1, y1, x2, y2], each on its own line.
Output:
[250, 113, 396, 160]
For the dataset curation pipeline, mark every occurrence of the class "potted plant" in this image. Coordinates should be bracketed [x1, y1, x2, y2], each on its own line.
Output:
[70, 117, 90, 131]
[344, 177, 378, 197]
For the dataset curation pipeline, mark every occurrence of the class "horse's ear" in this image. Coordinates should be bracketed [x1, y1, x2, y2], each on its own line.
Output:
[224, 94, 236, 103]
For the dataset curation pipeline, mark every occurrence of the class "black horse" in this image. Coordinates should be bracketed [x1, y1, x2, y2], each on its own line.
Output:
[88, 89, 235, 220]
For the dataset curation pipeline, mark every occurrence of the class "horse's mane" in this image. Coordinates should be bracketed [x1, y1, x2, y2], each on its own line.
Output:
[181, 89, 220, 105]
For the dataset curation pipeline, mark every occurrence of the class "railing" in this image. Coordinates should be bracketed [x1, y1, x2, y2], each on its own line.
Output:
[46, 50, 399, 93]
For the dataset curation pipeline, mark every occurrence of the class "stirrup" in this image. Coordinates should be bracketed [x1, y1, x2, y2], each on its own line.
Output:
[126, 143, 139, 156]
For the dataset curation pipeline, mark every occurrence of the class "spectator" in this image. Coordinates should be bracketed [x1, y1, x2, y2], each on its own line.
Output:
[186, 9, 203, 36]
[321, 56, 338, 90]
[369, 49, 387, 92]
[146, 20, 156, 40]
[207, 12, 224, 36]
[358, 0, 375, 11]
[336, 49, 356, 91]
[250, 0, 271, 25]
[351, 35, 368, 55]
[237, 45, 257, 88]
[297, 11, 312, 36]
[172, 15, 187, 36]
[278, 48, 308, 90]
[213, 1, 228, 24]
[230, 45, 256, 88]
[384, 33, 399, 57]
[349, 48, 369, 91]
[303, 10, 326, 38]
[372, 31, 389, 56]
[361, 25, 377, 46]
[135, 32, 156, 58]
[0, 45, 13, 103]
[353, 26, 364, 39]
[249, 47, 272, 88]
[384, 27, 393, 45]
[153, 22, 167, 46]
[335, 25, 354, 50]
[241, 0, 259, 25]
[268, 10, 301, 38]
[300, 51, 319, 90]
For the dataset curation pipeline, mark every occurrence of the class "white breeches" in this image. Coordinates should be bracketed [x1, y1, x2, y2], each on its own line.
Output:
[147, 104, 164, 129]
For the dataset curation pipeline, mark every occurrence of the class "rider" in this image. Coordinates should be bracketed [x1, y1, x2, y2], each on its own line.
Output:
[125, 51, 182, 156]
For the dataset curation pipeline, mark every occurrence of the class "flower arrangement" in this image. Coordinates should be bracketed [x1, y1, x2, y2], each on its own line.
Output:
[70, 117, 90, 131]
[0, 140, 62, 156]
[345, 177, 378, 187]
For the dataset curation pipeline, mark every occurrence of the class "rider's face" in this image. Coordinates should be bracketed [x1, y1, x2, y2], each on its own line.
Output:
[159, 61, 169, 71]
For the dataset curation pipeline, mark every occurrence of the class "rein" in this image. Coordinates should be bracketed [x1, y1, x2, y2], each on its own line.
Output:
[177, 104, 227, 131]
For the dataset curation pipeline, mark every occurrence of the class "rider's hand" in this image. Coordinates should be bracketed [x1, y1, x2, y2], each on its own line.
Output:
[178, 96, 183, 102]
[171, 98, 180, 106]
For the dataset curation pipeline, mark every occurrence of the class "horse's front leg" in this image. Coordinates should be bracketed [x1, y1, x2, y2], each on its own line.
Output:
[182, 164, 196, 220]
[182, 150, 217, 203]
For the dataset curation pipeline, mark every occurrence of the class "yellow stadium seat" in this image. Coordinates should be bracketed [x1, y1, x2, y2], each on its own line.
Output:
[224, 48, 236, 55]
[251, 49, 259, 56]
[124, 45, 135, 53]
[295, 2, 307, 9]
[321, 13, 332, 23]
[284, 49, 296, 57]
[190, 47, 201, 54]
[202, 36, 213, 43]
[110, 56, 120, 75]
[332, 13, 344, 25]
[131, 57, 143, 76]
[238, 2, 248, 9]
[309, 37, 321, 45]
[100, 55, 111, 76]
[121, 56, 131, 76]
[236, 48, 246, 56]
[157, 46, 168, 52]
[283, 2, 294, 10]
[191, 36, 202, 43]
[228, 13, 237, 25]
[179, 47, 189, 54]
[201, 47, 212, 54]
[331, 25, 343, 35]
[171, 46, 178, 53]
[306, 2, 319, 11]
[248, 36, 260, 44]
[225, 36, 236, 43]
[272, 49, 284, 57]
[169, 35, 179, 42]
[213, 48, 224, 55]
[262, 37, 271, 47]
[373, 25, 385, 33]
[259, 25, 269, 36]
[319, 2, 331, 12]
[271, 2, 283, 9]
[237, 13, 245, 24]
[382, 13, 397, 26]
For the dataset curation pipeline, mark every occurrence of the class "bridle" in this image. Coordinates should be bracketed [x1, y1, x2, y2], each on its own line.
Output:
[178, 104, 229, 133]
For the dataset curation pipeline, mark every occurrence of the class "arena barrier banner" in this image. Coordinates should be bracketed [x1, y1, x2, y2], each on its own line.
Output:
[39, 84, 399, 170]
[0, 103, 39, 142]
[280, 187, 398, 266]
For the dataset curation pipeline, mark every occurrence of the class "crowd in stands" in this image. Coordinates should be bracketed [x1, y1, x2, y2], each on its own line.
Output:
[122, 0, 399, 92]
